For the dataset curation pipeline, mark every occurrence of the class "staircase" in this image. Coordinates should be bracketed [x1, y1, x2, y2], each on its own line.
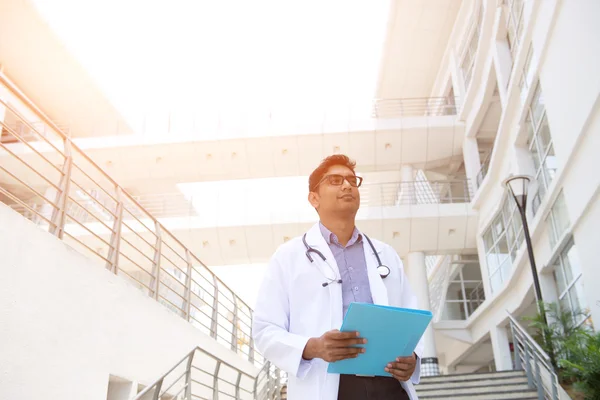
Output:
[416, 370, 538, 399]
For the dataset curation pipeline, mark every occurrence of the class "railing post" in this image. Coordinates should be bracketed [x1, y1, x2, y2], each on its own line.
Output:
[105, 186, 123, 274]
[524, 341, 534, 388]
[509, 322, 522, 370]
[211, 275, 219, 339]
[151, 222, 162, 300]
[275, 367, 282, 400]
[231, 298, 239, 353]
[212, 361, 221, 400]
[249, 326, 255, 364]
[235, 370, 242, 400]
[534, 354, 544, 400]
[184, 350, 195, 400]
[151, 378, 163, 400]
[50, 140, 73, 239]
[184, 249, 193, 321]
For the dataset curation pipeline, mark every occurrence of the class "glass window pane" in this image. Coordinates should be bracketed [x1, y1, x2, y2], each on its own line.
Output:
[559, 293, 571, 314]
[496, 235, 510, 265]
[492, 214, 505, 240]
[483, 228, 495, 250]
[487, 251, 499, 274]
[530, 139, 542, 171]
[571, 278, 587, 313]
[531, 83, 545, 126]
[554, 264, 567, 295]
[500, 259, 512, 282]
[565, 243, 582, 281]
[537, 116, 553, 153]
[543, 144, 558, 182]
[550, 193, 570, 243]
[490, 270, 502, 293]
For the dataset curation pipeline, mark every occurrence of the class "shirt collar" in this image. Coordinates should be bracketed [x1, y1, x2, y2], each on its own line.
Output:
[319, 222, 362, 246]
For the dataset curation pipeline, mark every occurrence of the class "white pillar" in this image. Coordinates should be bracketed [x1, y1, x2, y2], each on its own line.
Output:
[398, 165, 415, 205]
[490, 325, 513, 371]
[406, 251, 439, 376]
[463, 137, 482, 187]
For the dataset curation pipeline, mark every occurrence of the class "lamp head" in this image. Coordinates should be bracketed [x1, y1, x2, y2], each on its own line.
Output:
[503, 175, 533, 210]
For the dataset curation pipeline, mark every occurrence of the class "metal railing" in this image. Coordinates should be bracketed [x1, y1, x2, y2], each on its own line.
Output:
[120, 180, 473, 221]
[467, 281, 485, 315]
[131, 346, 285, 400]
[475, 152, 492, 189]
[372, 96, 459, 118]
[0, 73, 264, 366]
[508, 313, 567, 400]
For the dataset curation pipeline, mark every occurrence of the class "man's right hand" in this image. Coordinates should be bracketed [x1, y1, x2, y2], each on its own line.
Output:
[302, 330, 366, 362]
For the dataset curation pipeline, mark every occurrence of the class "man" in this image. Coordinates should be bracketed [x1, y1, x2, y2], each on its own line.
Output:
[252, 155, 423, 400]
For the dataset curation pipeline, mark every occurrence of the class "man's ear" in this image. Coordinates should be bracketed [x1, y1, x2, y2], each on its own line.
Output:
[308, 191, 320, 209]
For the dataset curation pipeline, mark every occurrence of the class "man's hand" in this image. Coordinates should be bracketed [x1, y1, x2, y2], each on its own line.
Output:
[302, 330, 366, 362]
[385, 353, 417, 381]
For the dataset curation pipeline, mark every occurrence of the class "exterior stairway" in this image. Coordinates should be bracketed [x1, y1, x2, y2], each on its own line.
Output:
[416, 370, 538, 399]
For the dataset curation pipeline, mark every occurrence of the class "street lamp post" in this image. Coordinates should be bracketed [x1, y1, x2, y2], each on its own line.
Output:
[503, 175, 556, 368]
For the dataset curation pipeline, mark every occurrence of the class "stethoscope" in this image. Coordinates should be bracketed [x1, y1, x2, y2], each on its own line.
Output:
[302, 233, 391, 287]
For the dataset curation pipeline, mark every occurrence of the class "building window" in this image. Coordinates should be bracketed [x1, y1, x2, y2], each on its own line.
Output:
[460, 5, 483, 90]
[518, 45, 535, 103]
[553, 241, 589, 326]
[483, 196, 525, 294]
[504, 0, 525, 60]
[525, 82, 558, 214]
[547, 192, 570, 248]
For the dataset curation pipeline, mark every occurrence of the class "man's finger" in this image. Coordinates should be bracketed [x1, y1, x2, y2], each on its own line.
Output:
[387, 369, 411, 381]
[329, 330, 361, 340]
[387, 362, 412, 371]
[331, 347, 365, 357]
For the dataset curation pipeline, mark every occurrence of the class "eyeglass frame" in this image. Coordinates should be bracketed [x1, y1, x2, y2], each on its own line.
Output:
[312, 174, 363, 191]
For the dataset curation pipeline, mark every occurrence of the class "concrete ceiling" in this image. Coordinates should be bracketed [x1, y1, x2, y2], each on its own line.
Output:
[0, 0, 132, 138]
[376, 0, 462, 99]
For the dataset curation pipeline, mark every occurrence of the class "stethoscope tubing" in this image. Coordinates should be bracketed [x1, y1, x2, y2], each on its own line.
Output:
[302, 233, 391, 280]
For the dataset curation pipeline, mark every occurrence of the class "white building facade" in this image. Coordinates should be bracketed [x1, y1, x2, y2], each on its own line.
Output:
[0, 0, 599, 396]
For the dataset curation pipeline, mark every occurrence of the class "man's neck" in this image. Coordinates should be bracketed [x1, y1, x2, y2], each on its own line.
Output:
[320, 217, 356, 247]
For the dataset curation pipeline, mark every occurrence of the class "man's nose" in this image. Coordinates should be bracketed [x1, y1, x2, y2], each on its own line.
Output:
[341, 179, 353, 189]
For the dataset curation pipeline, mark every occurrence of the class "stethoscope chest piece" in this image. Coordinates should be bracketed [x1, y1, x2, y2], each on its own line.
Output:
[377, 264, 391, 279]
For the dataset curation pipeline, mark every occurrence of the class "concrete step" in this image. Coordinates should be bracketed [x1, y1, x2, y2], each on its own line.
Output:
[417, 390, 538, 400]
[416, 376, 528, 391]
[419, 370, 525, 384]
[417, 382, 532, 397]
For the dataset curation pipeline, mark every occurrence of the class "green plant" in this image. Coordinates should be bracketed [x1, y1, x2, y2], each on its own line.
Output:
[559, 332, 600, 400]
[524, 302, 588, 367]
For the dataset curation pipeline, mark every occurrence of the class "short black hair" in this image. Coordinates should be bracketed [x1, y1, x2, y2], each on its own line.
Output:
[308, 154, 357, 192]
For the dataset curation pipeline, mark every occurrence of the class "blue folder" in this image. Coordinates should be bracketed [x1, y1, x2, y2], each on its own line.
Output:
[327, 302, 432, 377]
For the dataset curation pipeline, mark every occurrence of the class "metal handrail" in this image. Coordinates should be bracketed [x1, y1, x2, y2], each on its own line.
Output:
[123, 179, 473, 220]
[507, 312, 562, 400]
[0, 72, 261, 365]
[372, 96, 459, 118]
[132, 346, 265, 400]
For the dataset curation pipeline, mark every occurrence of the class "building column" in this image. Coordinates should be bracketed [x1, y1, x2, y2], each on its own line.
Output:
[397, 165, 415, 205]
[463, 137, 482, 187]
[406, 252, 440, 376]
[490, 325, 513, 371]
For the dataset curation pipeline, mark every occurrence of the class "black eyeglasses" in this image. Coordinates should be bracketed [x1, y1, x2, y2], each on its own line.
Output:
[315, 174, 363, 189]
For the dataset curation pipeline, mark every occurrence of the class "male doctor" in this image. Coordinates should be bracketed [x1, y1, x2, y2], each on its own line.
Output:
[252, 155, 423, 400]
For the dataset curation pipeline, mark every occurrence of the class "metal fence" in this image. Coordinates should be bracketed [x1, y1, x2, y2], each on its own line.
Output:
[131, 346, 286, 400]
[0, 75, 261, 366]
[508, 313, 570, 400]
[371, 96, 459, 118]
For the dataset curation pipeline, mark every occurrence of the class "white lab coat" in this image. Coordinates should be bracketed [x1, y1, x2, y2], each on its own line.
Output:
[252, 223, 424, 400]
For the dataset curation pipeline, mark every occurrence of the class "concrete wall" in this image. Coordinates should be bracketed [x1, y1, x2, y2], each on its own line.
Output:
[0, 203, 258, 400]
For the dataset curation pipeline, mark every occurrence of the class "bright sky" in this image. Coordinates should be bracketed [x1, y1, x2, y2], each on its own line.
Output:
[32, 0, 391, 131]
[31, 0, 391, 304]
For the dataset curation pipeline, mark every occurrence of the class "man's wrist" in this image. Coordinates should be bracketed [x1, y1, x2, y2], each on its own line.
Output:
[302, 337, 319, 360]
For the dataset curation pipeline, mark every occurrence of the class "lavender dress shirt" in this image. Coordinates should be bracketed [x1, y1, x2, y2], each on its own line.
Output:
[319, 223, 374, 317]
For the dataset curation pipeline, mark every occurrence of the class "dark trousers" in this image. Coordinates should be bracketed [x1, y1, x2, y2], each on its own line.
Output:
[337, 374, 409, 400]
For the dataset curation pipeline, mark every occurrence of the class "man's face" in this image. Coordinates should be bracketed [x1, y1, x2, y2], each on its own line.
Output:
[309, 165, 361, 217]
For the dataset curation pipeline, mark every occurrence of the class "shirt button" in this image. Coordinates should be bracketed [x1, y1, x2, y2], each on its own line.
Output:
[349, 267, 353, 271]
[354, 286, 359, 291]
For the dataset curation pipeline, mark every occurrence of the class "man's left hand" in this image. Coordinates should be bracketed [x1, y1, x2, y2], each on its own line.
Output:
[384, 353, 417, 382]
